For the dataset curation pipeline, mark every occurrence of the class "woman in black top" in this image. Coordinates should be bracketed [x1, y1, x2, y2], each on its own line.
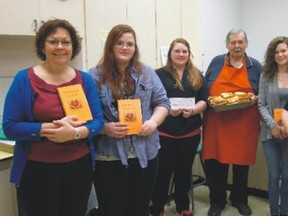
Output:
[150, 38, 208, 216]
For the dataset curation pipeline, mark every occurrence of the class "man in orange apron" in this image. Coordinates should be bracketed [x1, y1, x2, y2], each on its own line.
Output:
[202, 29, 261, 216]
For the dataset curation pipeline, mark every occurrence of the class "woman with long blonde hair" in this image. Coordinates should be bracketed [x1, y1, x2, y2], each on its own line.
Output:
[150, 38, 208, 216]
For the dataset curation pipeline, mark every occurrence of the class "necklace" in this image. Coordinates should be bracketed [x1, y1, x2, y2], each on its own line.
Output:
[120, 75, 135, 99]
[278, 73, 288, 81]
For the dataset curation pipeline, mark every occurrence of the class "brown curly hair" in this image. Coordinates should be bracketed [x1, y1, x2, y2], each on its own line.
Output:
[35, 19, 81, 61]
[263, 36, 288, 79]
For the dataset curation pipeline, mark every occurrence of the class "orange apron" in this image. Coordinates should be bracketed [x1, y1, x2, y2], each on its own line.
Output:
[202, 56, 260, 165]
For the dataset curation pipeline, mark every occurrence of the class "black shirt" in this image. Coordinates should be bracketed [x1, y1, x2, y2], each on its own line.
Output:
[156, 67, 209, 135]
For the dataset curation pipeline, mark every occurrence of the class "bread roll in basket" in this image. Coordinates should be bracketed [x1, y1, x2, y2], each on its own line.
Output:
[208, 92, 251, 107]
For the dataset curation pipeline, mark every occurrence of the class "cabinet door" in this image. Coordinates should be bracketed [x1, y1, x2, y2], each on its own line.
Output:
[155, 0, 181, 68]
[39, 0, 85, 37]
[85, 0, 126, 69]
[0, 0, 84, 36]
[127, 0, 156, 68]
[0, 0, 39, 35]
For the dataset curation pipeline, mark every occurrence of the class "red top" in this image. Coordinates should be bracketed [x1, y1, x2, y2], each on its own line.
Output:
[159, 128, 201, 139]
[27, 68, 89, 163]
[202, 57, 260, 165]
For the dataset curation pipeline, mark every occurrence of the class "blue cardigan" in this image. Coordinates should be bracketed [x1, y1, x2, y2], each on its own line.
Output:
[2, 68, 104, 184]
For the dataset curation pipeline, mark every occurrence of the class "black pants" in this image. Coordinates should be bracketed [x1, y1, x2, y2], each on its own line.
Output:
[150, 135, 200, 214]
[204, 159, 249, 207]
[93, 156, 159, 216]
[18, 154, 92, 216]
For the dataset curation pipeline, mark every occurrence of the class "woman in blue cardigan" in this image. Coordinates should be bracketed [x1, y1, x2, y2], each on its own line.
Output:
[2, 19, 103, 216]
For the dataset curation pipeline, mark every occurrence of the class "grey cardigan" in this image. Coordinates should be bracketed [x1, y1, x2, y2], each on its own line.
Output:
[258, 72, 281, 141]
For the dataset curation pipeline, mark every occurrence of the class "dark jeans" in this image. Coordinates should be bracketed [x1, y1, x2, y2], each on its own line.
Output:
[18, 154, 92, 216]
[263, 139, 288, 215]
[204, 159, 249, 207]
[150, 135, 200, 214]
[93, 156, 159, 216]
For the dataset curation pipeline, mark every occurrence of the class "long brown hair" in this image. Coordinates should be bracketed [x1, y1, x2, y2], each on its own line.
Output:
[165, 38, 202, 90]
[97, 24, 142, 98]
[263, 36, 288, 79]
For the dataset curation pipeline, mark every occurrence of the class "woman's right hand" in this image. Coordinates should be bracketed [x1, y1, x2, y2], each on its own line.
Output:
[102, 122, 128, 138]
[281, 109, 288, 134]
[271, 125, 285, 139]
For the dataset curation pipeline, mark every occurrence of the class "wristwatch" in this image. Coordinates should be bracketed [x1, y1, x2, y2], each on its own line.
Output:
[73, 128, 81, 140]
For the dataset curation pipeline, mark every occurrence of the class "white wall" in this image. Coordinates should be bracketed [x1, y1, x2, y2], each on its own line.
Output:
[241, 0, 288, 190]
[197, 0, 288, 69]
[199, 0, 243, 72]
[243, 0, 288, 63]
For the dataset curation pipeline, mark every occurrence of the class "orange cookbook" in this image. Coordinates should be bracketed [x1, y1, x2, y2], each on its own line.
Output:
[57, 84, 93, 121]
[118, 99, 142, 135]
[274, 108, 283, 126]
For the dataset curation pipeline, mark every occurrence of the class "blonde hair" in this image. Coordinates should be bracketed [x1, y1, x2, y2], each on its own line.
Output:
[165, 38, 202, 90]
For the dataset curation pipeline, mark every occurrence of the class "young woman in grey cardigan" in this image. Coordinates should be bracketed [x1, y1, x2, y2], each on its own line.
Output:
[258, 36, 288, 216]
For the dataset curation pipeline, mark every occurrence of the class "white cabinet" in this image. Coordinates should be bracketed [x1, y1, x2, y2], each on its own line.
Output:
[85, 0, 157, 69]
[0, 0, 84, 36]
[39, 0, 85, 36]
[0, 0, 38, 35]
[154, 0, 181, 68]
[127, 0, 156, 68]
[84, 0, 198, 69]
[85, 0, 127, 69]
[85, 0, 157, 68]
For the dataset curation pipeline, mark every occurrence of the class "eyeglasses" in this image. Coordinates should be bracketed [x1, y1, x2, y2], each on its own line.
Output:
[46, 40, 72, 47]
[115, 41, 135, 49]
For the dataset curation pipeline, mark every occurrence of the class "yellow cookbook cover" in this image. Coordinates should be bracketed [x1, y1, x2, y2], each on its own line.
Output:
[118, 99, 142, 135]
[57, 84, 93, 121]
[274, 108, 283, 125]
